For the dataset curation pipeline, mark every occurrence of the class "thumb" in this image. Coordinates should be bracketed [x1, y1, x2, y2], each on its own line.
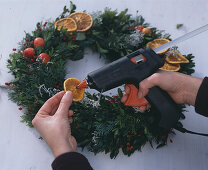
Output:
[138, 74, 159, 99]
[56, 91, 73, 117]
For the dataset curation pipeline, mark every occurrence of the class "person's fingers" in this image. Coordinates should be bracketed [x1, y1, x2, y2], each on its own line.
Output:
[139, 106, 147, 112]
[37, 91, 65, 116]
[137, 103, 152, 112]
[69, 117, 73, 124]
[138, 73, 159, 99]
[146, 104, 151, 110]
[68, 110, 74, 117]
[56, 91, 73, 117]
[124, 85, 130, 94]
[121, 93, 128, 103]
[68, 136, 77, 151]
[68, 110, 74, 124]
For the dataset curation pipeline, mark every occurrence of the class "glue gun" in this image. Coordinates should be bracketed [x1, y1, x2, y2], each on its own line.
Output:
[77, 48, 180, 129]
[77, 24, 208, 129]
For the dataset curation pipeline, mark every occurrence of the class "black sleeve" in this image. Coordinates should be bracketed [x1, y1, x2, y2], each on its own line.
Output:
[195, 77, 208, 116]
[52, 152, 93, 170]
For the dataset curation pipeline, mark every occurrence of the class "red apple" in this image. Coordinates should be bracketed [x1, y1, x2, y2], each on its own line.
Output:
[34, 37, 45, 48]
[38, 53, 50, 64]
[24, 48, 35, 58]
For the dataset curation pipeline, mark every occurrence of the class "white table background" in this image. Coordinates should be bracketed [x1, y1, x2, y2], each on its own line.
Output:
[1, 0, 208, 170]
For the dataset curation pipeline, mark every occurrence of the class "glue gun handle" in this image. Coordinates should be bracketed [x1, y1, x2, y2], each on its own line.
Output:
[146, 86, 180, 129]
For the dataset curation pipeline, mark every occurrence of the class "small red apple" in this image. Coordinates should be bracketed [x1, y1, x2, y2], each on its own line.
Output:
[34, 37, 45, 48]
[38, 53, 50, 64]
[24, 48, 35, 58]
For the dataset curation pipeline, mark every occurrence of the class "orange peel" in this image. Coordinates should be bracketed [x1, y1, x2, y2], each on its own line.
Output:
[166, 53, 189, 64]
[68, 12, 93, 32]
[146, 38, 170, 55]
[159, 61, 180, 72]
[54, 18, 77, 32]
[64, 78, 85, 101]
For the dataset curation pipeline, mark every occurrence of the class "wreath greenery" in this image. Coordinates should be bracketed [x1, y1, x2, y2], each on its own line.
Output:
[3, 1, 195, 158]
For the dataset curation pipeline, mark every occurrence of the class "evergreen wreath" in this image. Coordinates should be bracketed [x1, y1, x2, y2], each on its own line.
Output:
[3, 1, 195, 158]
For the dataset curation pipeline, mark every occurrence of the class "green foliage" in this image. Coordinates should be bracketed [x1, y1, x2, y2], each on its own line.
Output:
[176, 24, 184, 29]
[3, 1, 195, 159]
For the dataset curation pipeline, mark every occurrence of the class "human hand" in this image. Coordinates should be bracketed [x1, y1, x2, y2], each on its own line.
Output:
[32, 91, 77, 158]
[121, 70, 203, 111]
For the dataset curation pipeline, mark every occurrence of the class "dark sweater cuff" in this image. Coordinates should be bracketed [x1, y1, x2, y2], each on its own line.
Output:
[52, 152, 93, 170]
[195, 77, 208, 116]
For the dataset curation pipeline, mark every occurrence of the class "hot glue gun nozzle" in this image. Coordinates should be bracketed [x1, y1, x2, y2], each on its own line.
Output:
[77, 79, 89, 89]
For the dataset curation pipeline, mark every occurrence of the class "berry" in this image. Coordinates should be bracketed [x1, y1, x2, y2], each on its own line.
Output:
[24, 43, 26, 46]
[25, 38, 29, 42]
[37, 22, 40, 25]
[13, 48, 16, 51]
[118, 101, 121, 104]
[72, 36, 76, 41]
[43, 22, 47, 27]
[130, 146, 133, 149]
[24, 48, 35, 58]
[126, 142, 130, 146]
[31, 59, 34, 62]
[19, 107, 22, 110]
[56, 85, 60, 89]
[38, 53, 50, 64]
[5, 82, 11, 86]
[28, 110, 31, 114]
[109, 99, 113, 103]
[34, 37, 44, 48]
[135, 25, 144, 31]
[32, 41, 34, 44]
[39, 28, 42, 31]
[126, 135, 130, 138]
[170, 139, 173, 143]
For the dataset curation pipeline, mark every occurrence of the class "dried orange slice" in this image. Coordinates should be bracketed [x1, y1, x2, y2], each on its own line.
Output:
[159, 61, 180, 72]
[54, 18, 77, 32]
[68, 12, 93, 32]
[146, 38, 170, 55]
[166, 53, 189, 64]
[64, 78, 85, 101]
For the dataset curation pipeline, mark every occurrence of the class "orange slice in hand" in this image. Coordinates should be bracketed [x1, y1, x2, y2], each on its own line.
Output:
[159, 61, 180, 72]
[64, 78, 85, 101]
[68, 12, 93, 32]
[166, 53, 189, 64]
[54, 18, 77, 32]
[146, 38, 170, 55]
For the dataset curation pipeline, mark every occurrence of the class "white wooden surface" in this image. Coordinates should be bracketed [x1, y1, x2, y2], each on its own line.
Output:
[1, 0, 208, 170]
